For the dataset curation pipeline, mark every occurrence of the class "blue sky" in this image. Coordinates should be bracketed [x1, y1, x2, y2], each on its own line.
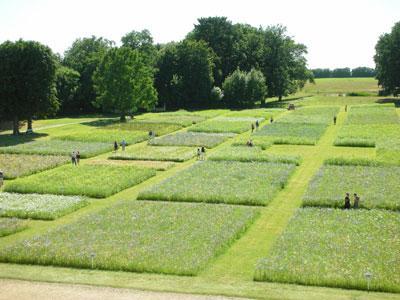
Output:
[0, 0, 399, 68]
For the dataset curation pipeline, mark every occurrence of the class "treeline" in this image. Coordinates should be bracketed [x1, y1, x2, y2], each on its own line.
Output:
[311, 67, 376, 78]
[0, 17, 313, 132]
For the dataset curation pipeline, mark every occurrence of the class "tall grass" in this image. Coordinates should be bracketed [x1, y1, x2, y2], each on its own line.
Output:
[149, 132, 235, 148]
[0, 200, 259, 275]
[109, 145, 195, 162]
[254, 208, 400, 293]
[56, 129, 148, 144]
[0, 218, 28, 237]
[4, 164, 156, 198]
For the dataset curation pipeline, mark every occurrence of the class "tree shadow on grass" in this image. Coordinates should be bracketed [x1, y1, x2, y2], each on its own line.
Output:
[264, 96, 313, 108]
[0, 133, 48, 147]
[81, 118, 120, 128]
[375, 98, 400, 107]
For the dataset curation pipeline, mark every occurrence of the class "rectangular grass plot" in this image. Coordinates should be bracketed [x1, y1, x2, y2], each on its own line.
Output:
[149, 132, 235, 148]
[303, 165, 400, 211]
[0, 154, 69, 179]
[276, 106, 339, 124]
[254, 208, 400, 293]
[346, 104, 399, 125]
[0, 201, 259, 275]
[188, 120, 255, 134]
[110, 145, 195, 162]
[0, 218, 28, 237]
[57, 129, 148, 144]
[138, 161, 296, 205]
[0, 193, 87, 220]
[4, 165, 156, 198]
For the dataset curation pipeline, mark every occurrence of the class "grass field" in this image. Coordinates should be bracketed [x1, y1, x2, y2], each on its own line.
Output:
[0, 193, 87, 220]
[0, 200, 259, 275]
[87, 159, 176, 171]
[345, 104, 399, 125]
[0, 139, 112, 158]
[300, 78, 379, 95]
[209, 146, 301, 165]
[56, 129, 148, 144]
[303, 164, 400, 210]
[136, 114, 206, 126]
[276, 106, 339, 124]
[149, 132, 235, 148]
[105, 121, 182, 136]
[138, 161, 296, 205]
[0, 154, 69, 179]
[188, 119, 256, 134]
[255, 208, 400, 293]
[109, 145, 195, 162]
[0, 218, 28, 237]
[4, 165, 156, 198]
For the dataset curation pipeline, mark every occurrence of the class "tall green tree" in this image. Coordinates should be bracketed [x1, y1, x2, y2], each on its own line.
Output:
[63, 36, 113, 113]
[93, 47, 157, 121]
[121, 29, 157, 66]
[331, 68, 351, 78]
[155, 40, 214, 109]
[374, 22, 400, 96]
[55, 66, 80, 114]
[351, 67, 376, 77]
[0, 40, 58, 134]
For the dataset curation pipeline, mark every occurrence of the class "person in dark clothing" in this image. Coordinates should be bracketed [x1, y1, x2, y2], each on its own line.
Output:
[270, 117, 274, 123]
[197, 148, 201, 160]
[255, 120, 259, 130]
[113, 141, 118, 153]
[76, 151, 81, 165]
[353, 193, 360, 209]
[344, 193, 351, 209]
[246, 139, 254, 147]
[201, 146, 206, 160]
[333, 116, 337, 125]
[251, 123, 255, 133]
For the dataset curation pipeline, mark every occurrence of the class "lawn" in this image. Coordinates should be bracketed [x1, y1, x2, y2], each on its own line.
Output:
[0, 218, 28, 237]
[4, 164, 156, 198]
[87, 159, 176, 171]
[254, 208, 400, 293]
[0, 154, 69, 179]
[0, 200, 259, 275]
[225, 109, 284, 119]
[56, 129, 148, 144]
[138, 161, 296, 205]
[209, 146, 301, 165]
[300, 77, 379, 95]
[303, 164, 400, 210]
[188, 119, 256, 134]
[0, 193, 87, 220]
[109, 145, 195, 162]
[149, 132, 235, 148]
[136, 115, 206, 127]
[254, 123, 327, 145]
[0, 139, 112, 158]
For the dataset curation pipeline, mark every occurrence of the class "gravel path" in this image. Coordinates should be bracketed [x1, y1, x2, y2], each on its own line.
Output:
[0, 279, 244, 300]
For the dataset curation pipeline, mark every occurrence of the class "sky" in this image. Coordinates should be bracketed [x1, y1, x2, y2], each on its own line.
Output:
[0, 0, 399, 69]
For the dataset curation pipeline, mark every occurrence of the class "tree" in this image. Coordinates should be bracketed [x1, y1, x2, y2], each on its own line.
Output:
[93, 47, 157, 121]
[374, 22, 400, 96]
[351, 67, 376, 77]
[121, 29, 157, 66]
[155, 40, 214, 109]
[222, 68, 266, 108]
[63, 36, 113, 113]
[331, 68, 351, 78]
[0, 40, 58, 135]
[261, 25, 312, 100]
[312, 68, 332, 78]
[189, 17, 237, 86]
[55, 66, 80, 114]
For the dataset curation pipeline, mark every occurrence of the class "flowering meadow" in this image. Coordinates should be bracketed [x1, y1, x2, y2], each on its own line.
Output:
[138, 161, 296, 205]
[110, 145, 196, 162]
[0, 193, 87, 220]
[149, 132, 235, 148]
[0, 218, 28, 237]
[0, 154, 69, 179]
[0, 200, 259, 275]
[4, 164, 156, 198]
[254, 208, 400, 293]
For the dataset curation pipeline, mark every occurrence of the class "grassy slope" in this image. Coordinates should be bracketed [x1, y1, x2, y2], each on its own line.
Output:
[0, 101, 399, 299]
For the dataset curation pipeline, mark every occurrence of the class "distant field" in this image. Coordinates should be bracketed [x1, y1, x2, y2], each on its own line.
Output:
[301, 78, 379, 94]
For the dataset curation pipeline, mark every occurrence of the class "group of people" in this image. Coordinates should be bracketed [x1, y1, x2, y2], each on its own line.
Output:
[197, 147, 206, 160]
[114, 140, 127, 152]
[344, 192, 360, 209]
[71, 150, 81, 166]
[251, 120, 260, 133]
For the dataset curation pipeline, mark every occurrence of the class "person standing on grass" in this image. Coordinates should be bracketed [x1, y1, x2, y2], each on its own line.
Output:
[270, 116, 274, 123]
[251, 123, 255, 133]
[71, 151, 77, 166]
[76, 150, 81, 165]
[333, 115, 337, 125]
[344, 193, 351, 209]
[201, 146, 206, 160]
[121, 139, 127, 151]
[113, 141, 118, 153]
[255, 120, 259, 130]
[197, 148, 201, 160]
[353, 193, 360, 209]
